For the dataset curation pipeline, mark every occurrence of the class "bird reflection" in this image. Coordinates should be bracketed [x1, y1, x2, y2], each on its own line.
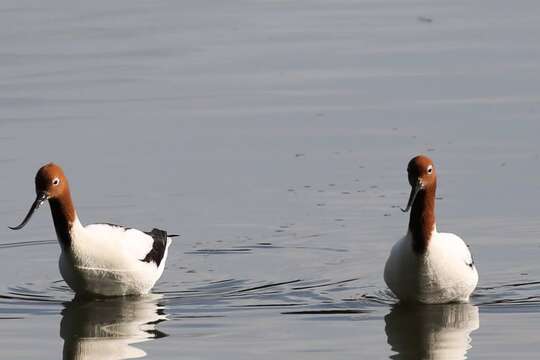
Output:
[60, 295, 168, 360]
[385, 303, 479, 360]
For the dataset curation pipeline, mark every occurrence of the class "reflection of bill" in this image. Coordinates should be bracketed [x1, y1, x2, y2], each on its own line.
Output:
[385, 303, 479, 360]
[61, 295, 168, 360]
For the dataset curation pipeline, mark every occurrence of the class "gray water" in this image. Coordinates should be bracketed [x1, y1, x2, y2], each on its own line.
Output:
[1, 0, 540, 358]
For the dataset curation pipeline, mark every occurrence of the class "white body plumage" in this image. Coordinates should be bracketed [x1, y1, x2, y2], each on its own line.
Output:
[60, 218, 172, 297]
[384, 226, 478, 304]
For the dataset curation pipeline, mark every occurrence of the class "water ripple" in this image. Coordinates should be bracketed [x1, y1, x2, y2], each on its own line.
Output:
[0, 239, 56, 250]
[1, 268, 540, 322]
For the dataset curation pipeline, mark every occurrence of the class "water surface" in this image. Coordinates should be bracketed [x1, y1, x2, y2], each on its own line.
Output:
[1, 0, 540, 358]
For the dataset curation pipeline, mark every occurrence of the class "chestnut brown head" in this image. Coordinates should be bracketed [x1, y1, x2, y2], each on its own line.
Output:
[401, 155, 437, 212]
[10, 163, 70, 230]
[34, 163, 69, 199]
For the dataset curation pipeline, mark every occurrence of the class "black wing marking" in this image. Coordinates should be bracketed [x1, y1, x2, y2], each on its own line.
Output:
[100, 223, 132, 231]
[141, 228, 170, 267]
[96, 224, 176, 266]
[466, 244, 475, 268]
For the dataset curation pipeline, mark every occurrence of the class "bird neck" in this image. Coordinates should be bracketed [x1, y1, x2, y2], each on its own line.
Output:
[48, 185, 77, 249]
[408, 182, 436, 254]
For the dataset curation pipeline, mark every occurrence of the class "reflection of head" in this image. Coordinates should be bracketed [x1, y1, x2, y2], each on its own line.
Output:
[385, 303, 479, 360]
[61, 295, 167, 360]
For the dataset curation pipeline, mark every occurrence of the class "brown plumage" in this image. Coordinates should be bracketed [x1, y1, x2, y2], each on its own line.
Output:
[405, 155, 437, 254]
[35, 163, 77, 248]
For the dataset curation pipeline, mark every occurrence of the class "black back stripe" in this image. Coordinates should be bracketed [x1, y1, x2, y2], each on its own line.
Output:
[141, 228, 169, 267]
[101, 223, 131, 231]
[467, 244, 475, 268]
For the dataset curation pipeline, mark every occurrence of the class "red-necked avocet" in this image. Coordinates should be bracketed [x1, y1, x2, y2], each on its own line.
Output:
[384, 155, 478, 304]
[10, 163, 173, 297]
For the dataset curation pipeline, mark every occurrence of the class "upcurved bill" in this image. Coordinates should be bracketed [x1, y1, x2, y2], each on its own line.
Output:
[9, 192, 48, 230]
[401, 181, 422, 213]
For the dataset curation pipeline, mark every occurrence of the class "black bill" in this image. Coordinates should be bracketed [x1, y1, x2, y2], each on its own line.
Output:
[400, 180, 423, 213]
[9, 192, 48, 230]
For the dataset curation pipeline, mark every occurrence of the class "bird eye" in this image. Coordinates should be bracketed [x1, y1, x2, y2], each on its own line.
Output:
[52, 178, 60, 186]
[427, 165, 433, 174]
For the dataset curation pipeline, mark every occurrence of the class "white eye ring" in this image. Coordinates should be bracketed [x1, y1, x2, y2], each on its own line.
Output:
[427, 165, 433, 174]
[52, 178, 60, 186]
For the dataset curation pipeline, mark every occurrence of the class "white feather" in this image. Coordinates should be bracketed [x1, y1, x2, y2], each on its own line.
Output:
[384, 226, 478, 304]
[59, 217, 171, 296]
